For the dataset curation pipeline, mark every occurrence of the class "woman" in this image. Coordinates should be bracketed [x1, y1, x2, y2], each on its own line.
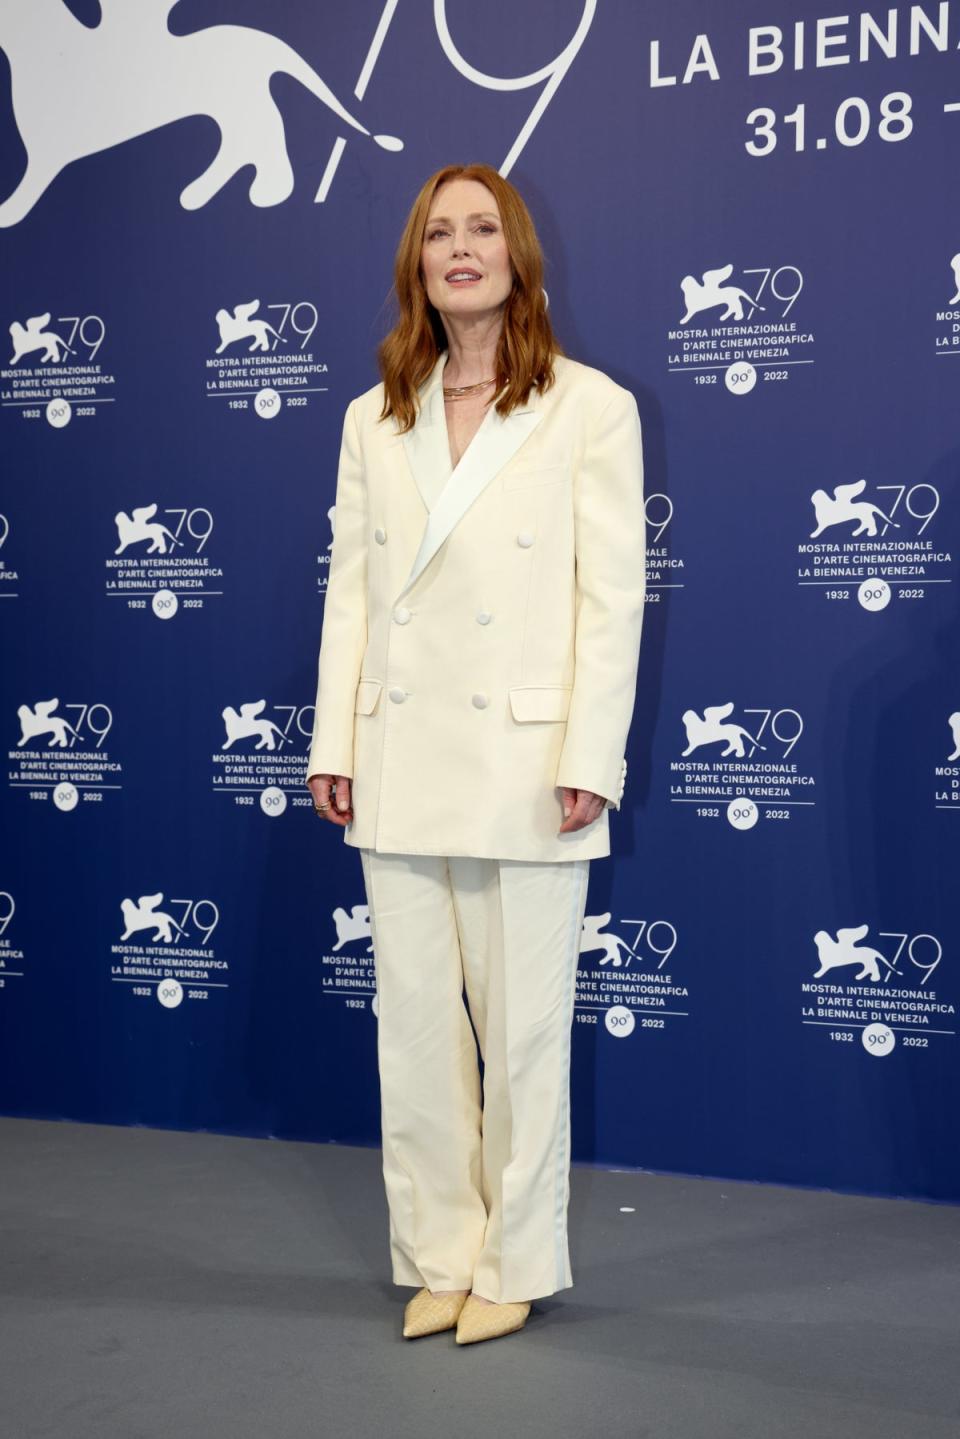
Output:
[306, 162, 646, 1344]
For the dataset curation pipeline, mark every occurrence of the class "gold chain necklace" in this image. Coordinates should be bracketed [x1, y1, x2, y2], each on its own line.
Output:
[442, 376, 496, 400]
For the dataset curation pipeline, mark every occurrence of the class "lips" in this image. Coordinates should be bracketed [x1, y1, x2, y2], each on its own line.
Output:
[445, 268, 482, 281]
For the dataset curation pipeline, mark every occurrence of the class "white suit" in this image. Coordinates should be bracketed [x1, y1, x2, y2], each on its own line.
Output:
[306, 349, 646, 1302]
[305, 350, 646, 859]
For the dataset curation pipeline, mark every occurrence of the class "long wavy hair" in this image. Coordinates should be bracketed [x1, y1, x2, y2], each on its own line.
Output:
[376, 163, 563, 433]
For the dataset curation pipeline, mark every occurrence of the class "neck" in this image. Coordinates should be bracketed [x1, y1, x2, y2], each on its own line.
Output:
[440, 313, 503, 387]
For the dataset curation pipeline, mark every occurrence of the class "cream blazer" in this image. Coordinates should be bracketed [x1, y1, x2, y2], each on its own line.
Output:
[305, 350, 646, 862]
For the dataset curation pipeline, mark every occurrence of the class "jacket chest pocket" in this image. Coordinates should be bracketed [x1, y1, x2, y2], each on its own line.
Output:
[502, 462, 570, 492]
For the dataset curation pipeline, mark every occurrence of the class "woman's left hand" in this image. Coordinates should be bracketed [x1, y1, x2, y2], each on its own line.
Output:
[557, 786, 606, 833]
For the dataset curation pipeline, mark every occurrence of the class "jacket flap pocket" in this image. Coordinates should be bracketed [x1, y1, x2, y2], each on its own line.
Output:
[354, 678, 383, 715]
[502, 462, 570, 491]
[508, 685, 572, 722]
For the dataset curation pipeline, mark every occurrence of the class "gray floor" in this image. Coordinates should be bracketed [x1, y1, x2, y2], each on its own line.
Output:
[0, 1117, 957, 1439]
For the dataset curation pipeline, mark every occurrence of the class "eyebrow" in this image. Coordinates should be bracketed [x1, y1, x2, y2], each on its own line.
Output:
[426, 211, 499, 225]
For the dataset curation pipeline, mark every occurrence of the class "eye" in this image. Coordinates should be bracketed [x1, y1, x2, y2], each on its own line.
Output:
[425, 223, 497, 241]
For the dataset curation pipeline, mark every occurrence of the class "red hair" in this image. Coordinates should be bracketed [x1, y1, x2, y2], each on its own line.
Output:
[376, 163, 563, 433]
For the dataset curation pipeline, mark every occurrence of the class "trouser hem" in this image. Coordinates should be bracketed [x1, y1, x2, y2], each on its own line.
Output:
[471, 1276, 574, 1303]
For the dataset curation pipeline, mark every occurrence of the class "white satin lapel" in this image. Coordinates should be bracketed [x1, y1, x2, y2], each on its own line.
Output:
[397, 353, 542, 601]
[398, 352, 450, 515]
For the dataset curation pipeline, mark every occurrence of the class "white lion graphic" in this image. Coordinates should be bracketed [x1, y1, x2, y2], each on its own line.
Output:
[950, 253, 960, 305]
[331, 905, 373, 953]
[8, 313, 75, 364]
[114, 503, 180, 555]
[215, 301, 288, 355]
[681, 703, 765, 758]
[810, 480, 899, 539]
[579, 913, 638, 967]
[120, 893, 187, 943]
[812, 925, 884, 982]
[16, 698, 82, 748]
[222, 700, 286, 751]
[948, 712, 960, 761]
[0, 1, 402, 228]
[680, 264, 763, 324]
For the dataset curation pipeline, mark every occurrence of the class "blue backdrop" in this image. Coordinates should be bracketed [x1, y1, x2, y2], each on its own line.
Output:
[1, 0, 957, 1203]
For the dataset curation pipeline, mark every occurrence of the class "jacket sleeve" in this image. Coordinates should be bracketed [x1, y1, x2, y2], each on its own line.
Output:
[305, 397, 367, 782]
[554, 386, 646, 810]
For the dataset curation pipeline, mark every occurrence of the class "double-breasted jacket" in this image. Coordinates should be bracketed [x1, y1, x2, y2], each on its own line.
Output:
[305, 349, 646, 861]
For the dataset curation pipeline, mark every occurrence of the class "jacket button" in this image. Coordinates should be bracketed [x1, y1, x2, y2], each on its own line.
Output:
[517, 530, 534, 547]
[393, 607, 411, 624]
[476, 610, 492, 625]
[388, 686, 406, 703]
[471, 693, 489, 709]
[374, 527, 387, 544]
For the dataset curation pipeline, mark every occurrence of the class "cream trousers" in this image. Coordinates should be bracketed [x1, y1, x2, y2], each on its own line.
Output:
[358, 847, 591, 1304]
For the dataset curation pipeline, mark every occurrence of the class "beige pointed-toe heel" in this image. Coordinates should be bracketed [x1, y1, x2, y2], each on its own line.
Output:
[455, 1293, 532, 1345]
[402, 1287, 469, 1339]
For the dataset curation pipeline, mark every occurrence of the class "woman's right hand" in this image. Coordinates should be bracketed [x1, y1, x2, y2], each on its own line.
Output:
[307, 773, 353, 826]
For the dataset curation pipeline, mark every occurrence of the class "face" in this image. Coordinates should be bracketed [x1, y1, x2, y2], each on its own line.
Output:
[420, 178, 514, 323]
